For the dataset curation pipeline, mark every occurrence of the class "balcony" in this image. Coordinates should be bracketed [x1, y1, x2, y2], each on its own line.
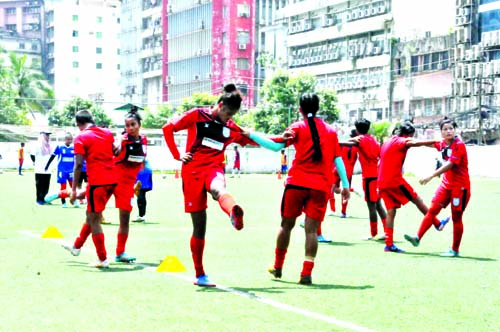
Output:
[140, 46, 162, 58]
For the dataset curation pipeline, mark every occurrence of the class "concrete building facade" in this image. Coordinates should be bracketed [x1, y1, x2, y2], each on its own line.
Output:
[164, 0, 256, 108]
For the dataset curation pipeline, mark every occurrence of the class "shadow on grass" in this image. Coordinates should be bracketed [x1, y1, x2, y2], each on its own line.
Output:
[100, 222, 161, 227]
[65, 260, 146, 272]
[322, 241, 355, 247]
[197, 280, 374, 294]
[405, 252, 496, 262]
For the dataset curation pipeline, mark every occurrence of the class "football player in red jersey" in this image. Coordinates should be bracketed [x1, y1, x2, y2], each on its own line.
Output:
[340, 119, 387, 240]
[378, 121, 442, 253]
[64, 110, 118, 268]
[162, 84, 256, 287]
[329, 129, 358, 219]
[404, 117, 470, 257]
[254, 93, 350, 285]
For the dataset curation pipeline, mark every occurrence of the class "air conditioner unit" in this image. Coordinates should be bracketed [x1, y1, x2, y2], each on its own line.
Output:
[193, 74, 200, 80]
[359, 8, 365, 18]
[351, 10, 358, 20]
[168, 4, 173, 13]
[238, 43, 247, 50]
[206, 73, 212, 79]
[197, 49, 203, 56]
[289, 26, 296, 34]
[346, 12, 352, 21]
[304, 23, 312, 31]
[378, 5, 386, 14]
[348, 49, 356, 58]
[167, 76, 174, 84]
[370, 5, 377, 16]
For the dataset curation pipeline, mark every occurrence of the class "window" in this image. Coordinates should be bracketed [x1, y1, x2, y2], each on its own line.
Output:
[237, 4, 250, 17]
[19, 42, 25, 50]
[72, 61, 79, 68]
[442, 51, 449, 69]
[72, 46, 79, 52]
[222, 58, 227, 70]
[236, 58, 250, 70]
[237, 84, 248, 96]
[6, 24, 16, 31]
[431, 53, 439, 70]
[96, 16, 103, 23]
[117, 48, 121, 55]
[117, 64, 120, 70]
[237, 31, 250, 44]
[222, 32, 227, 44]
[72, 30, 79, 37]
[424, 99, 433, 116]
[222, 6, 228, 19]
[423, 54, 430, 71]
[6, 8, 16, 15]
[31, 43, 38, 51]
[434, 98, 443, 115]
[96, 47, 102, 54]
[410, 55, 419, 73]
[96, 63, 102, 69]
[96, 32, 102, 39]
[72, 15, 78, 22]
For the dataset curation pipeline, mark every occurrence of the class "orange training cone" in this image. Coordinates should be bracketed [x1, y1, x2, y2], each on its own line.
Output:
[277, 170, 282, 180]
[174, 169, 179, 179]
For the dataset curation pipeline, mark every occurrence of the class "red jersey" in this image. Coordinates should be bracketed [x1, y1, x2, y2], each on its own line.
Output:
[115, 133, 148, 182]
[341, 145, 358, 176]
[285, 118, 342, 193]
[357, 134, 380, 178]
[74, 126, 117, 186]
[163, 108, 255, 174]
[378, 135, 410, 189]
[434, 137, 470, 190]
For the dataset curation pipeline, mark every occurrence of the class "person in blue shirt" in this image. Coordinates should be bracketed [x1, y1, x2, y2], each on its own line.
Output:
[133, 159, 153, 222]
[45, 133, 75, 208]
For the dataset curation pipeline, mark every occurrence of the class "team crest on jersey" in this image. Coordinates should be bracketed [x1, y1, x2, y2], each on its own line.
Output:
[222, 127, 230, 138]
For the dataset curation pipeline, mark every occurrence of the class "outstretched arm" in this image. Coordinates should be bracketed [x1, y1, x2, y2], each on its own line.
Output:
[248, 132, 285, 152]
[420, 161, 454, 185]
[405, 139, 437, 148]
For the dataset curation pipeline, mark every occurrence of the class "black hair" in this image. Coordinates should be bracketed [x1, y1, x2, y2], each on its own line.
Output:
[220, 87, 242, 112]
[125, 106, 142, 125]
[299, 93, 322, 162]
[439, 116, 457, 130]
[75, 110, 95, 125]
[217, 83, 238, 104]
[354, 118, 371, 135]
[21, 142, 25, 147]
[350, 129, 357, 138]
[397, 121, 415, 137]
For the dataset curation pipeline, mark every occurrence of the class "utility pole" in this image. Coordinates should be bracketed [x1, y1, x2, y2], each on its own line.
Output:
[477, 74, 484, 145]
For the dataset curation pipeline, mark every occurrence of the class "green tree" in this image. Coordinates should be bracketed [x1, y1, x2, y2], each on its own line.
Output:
[254, 71, 339, 134]
[8, 53, 54, 116]
[177, 92, 218, 113]
[142, 103, 175, 128]
[370, 120, 392, 144]
[0, 48, 30, 124]
[48, 97, 112, 127]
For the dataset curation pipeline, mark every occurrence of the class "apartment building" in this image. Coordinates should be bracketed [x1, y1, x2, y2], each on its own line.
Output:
[164, 0, 256, 108]
[44, 0, 121, 109]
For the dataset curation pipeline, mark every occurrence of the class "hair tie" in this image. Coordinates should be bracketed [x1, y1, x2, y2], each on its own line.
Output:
[307, 113, 313, 118]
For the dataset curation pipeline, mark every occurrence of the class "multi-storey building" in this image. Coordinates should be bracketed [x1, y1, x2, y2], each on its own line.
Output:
[120, 0, 162, 107]
[452, 0, 500, 143]
[164, 0, 256, 108]
[0, 0, 43, 66]
[44, 0, 121, 110]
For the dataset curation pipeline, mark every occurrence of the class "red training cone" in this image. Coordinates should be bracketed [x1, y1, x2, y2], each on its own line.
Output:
[174, 169, 179, 179]
[277, 170, 282, 180]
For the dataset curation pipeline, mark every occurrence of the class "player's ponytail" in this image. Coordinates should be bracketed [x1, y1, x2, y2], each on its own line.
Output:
[299, 93, 322, 162]
[439, 116, 457, 130]
[397, 121, 415, 137]
[220, 86, 242, 111]
[126, 106, 142, 126]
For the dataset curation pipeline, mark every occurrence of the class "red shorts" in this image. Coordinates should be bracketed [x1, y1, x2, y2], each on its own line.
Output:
[432, 185, 471, 212]
[86, 184, 116, 213]
[363, 177, 379, 202]
[233, 161, 240, 169]
[114, 177, 136, 212]
[281, 185, 329, 222]
[379, 180, 418, 210]
[182, 168, 225, 213]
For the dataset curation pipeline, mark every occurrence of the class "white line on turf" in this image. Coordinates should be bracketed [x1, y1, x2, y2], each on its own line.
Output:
[20, 230, 375, 332]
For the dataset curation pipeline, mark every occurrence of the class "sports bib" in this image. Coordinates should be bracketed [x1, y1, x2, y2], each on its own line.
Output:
[202, 137, 224, 151]
[128, 155, 145, 163]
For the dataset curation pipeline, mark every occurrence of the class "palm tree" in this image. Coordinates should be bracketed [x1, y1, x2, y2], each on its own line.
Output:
[8, 53, 54, 117]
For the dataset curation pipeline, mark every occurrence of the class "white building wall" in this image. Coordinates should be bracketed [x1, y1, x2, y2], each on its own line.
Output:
[46, 0, 121, 110]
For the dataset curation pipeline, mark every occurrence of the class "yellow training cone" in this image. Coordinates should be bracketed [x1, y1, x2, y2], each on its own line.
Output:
[41, 226, 64, 239]
[156, 256, 187, 272]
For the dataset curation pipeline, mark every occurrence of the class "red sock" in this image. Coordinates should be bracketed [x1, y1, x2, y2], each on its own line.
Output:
[316, 223, 322, 236]
[190, 236, 205, 277]
[274, 248, 287, 269]
[74, 223, 91, 249]
[370, 222, 378, 237]
[329, 197, 336, 212]
[452, 211, 464, 252]
[385, 227, 394, 246]
[91, 233, 107, 261]
[301, 260, 314, 276]
[341, 200, 348, 215]
[218, 193, 236, 217]
[417, 203, 442, 239]
[116, 233, 128, 256]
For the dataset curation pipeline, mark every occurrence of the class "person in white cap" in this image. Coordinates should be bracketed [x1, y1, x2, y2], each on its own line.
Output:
[31, 131, 54, 204]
